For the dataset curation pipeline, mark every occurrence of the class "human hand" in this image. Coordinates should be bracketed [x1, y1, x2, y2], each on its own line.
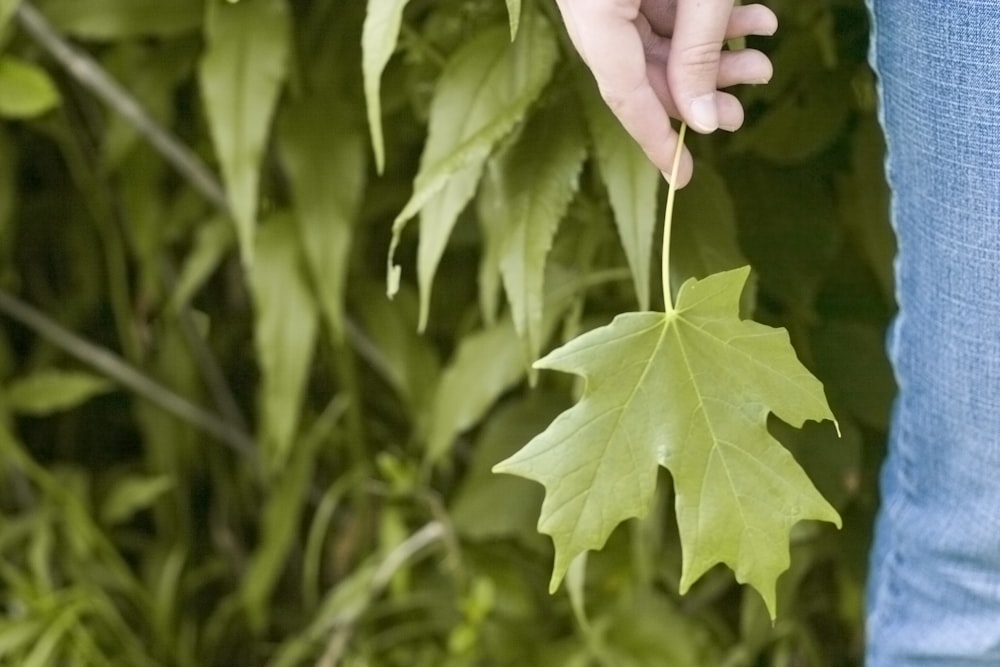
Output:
[555, 0, 777, 186]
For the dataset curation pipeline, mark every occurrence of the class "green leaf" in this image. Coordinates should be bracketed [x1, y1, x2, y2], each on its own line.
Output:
[5, 369, 114, 415]
[497, 95, 587, 365]
[450, 395, 562, 540]
[0, 0, 18, 34]
[241, 400, 342, 630]
[279, 95, 366, 343]
[250, 213, 319, 470]
[0, 57, 60, 119]
[387, 7, 558, 328]
[168, 216, 235, 312]
[37, 0, 203, 39]
[199, 0, 290, 266]
[100, 475, 174, 525]
[494, 267, 839, 618]
[362, 0, 411, 173]
[580, 75, 659, 311]
[425, 317, 526, 465]
[505, 0, 521, 40]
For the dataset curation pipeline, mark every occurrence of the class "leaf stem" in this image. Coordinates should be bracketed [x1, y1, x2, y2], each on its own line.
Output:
[661, 123, 688, 313]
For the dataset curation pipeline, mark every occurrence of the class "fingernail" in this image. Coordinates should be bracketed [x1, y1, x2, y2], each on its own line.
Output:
[689, 94, 718, 133]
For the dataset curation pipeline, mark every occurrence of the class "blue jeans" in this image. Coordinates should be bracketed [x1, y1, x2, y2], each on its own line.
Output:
[866, 0, 1000, 663]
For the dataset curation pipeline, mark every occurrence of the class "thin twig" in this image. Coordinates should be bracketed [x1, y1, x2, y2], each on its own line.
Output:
[16, 1, 389, 422]
[0, 289, 256, 458]
[14, 2, 230, 213]
[16, 1, 252, 433]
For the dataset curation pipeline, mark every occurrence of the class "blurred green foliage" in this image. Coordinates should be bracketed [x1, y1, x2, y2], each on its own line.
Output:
[0, 0, 892, 664]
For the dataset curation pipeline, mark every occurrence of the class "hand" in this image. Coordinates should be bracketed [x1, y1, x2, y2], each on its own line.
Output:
[555, 0, 777, 186]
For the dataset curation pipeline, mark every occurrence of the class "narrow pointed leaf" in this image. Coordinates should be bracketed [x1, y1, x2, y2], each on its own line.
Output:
[497, 98, 587, 364]
[279, 96, 366, 342]
[6, 370, 114, 415]
[494, 267, 839, 617]
[250, 213, 319, 471]
[386, 8, 558, 328]
[199, 0, 290, 266]
[580, 77, 659, 311]
[505, 0, 521, 40]
[0, 57, 60, 119]
[39, 0, 202, 38]
[362, 0, 411, 173]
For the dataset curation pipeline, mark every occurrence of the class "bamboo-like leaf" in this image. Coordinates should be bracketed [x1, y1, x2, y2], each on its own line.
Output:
[100, 475, 174, 525]
[580, 76, 659, 311]
[0, 57, 60, 119]
[279, 96, 366, 343]
[425, 317, 525, 465]
[250, 213, 319, 470]
[199, 0, 290, 266]
[386, 7, 558, 328]
[39, 0, 202, 38]
[5, 369, 114, 415]
[505, 0, 521, 39]
[362, 0, 411, 173]
[496, 95, 586, 364]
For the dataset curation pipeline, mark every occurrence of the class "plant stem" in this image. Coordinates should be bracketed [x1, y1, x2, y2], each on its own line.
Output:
[0, 289, 256, 458]
[14, 3, 230, 213]
[661, 123, 688, 313]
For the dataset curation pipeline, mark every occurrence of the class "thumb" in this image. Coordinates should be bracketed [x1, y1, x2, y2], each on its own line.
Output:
[668, 0, 733, 133]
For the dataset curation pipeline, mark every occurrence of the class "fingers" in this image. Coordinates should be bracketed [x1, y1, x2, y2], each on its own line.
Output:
[555, 0, 694, 182]
[667, 0, 736, 133]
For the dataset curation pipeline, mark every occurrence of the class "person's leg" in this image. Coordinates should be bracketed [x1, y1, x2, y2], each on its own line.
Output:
[866, 0, 1000, 664]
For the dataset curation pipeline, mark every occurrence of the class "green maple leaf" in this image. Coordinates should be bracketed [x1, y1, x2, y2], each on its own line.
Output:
[493, 266, 840, 618]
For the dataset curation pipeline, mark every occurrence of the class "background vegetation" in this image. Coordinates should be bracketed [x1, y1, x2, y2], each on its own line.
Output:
[0, 0, 895, 664]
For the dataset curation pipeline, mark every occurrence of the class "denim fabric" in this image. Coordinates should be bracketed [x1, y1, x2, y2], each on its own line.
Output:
[865, 0, 1000, 663]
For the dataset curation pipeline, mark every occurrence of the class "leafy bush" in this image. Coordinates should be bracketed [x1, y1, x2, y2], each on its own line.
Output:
[0, 0, 893, 664]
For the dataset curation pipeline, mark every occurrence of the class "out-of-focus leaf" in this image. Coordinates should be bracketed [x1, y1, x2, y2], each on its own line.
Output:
[0, 57, 60, 119]
[354, 283, 439, 419]
[37, 0, 202, 38]
[497, 95, 587, 364]
[362, 0, 412, 173]
[813, 321, 895, 430]
[731, 33, 850, 163]
[5, 369, 114, 415]
[505, 0, 521, 39]
[726, 160, 840, 315]
[169, 216, 235, 312]
[199, 0, 290, 266]
[279, 96, 366, 342]
[0, 0, 18, 34]
[100, 475, 174, 525]
[387, 7, 558, 328]
[602, 592, 722, 665]
[671, 163, 755, 312]
[581, 75, 659, 311]
[836, 117, 895, 303]
[250, 213, 319, 470]
[450, 395, 564, 540]
[775, 415, 863, 511]
[242, 399, 343, 630]
[424, 317, 525, 465]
